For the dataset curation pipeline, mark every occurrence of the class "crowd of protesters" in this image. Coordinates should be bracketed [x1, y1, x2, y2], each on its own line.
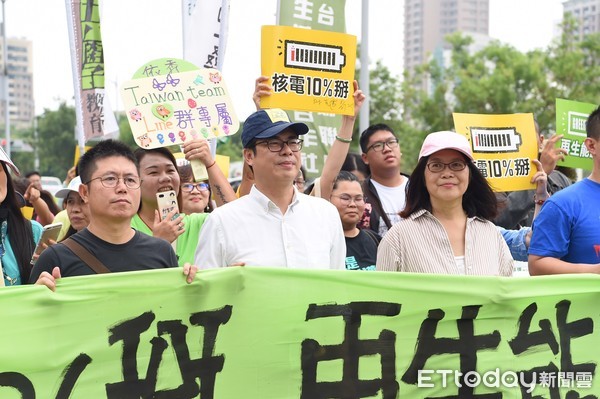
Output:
[1, 79, 599, 288]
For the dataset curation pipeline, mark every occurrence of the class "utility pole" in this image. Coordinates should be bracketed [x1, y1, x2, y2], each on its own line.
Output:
[1, 0, 9, 158]
[359, 0, 370, 133]
[33, 115, 39, 170]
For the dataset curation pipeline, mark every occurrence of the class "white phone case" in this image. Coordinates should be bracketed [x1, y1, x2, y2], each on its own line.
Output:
[156, 190, 179, 221]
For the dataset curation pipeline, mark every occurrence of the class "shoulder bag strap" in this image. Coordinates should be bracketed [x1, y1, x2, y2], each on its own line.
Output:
[364, 178, 392, 229]
[61, 238, 111, 274]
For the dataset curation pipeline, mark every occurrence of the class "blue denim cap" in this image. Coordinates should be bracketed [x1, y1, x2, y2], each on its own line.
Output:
[242, 109, 309, 148]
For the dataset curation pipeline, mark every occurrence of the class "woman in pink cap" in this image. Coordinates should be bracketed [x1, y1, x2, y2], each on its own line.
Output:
[376, 131, 517, 276]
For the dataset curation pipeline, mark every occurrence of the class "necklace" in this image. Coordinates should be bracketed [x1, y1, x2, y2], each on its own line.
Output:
[0, 220, 17, 286]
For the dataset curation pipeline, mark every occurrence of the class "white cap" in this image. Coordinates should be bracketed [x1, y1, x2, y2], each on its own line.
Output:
[55, 176, 82, 198]
[0, 146, 20, 175]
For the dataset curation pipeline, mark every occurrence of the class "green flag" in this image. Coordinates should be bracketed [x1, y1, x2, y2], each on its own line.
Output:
[555, 98, 599, 170]
[1, 267, 599, 397]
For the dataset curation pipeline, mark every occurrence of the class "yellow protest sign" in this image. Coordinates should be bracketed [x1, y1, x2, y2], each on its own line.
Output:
[21, 206, 34, 220]
[453, 113, 539, 192]
[261, 25, 356, 115]
[74, 145, 91, 166]
[215, 154, 230, 178]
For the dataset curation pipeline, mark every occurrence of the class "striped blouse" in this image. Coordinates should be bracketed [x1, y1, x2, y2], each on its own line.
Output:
[376, 209, 513, 276]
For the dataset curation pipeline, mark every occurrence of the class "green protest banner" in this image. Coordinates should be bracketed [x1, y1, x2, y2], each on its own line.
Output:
[1, 267, 598, 397]
[555, 98, 599, 171]
[67, 0, 119, 141]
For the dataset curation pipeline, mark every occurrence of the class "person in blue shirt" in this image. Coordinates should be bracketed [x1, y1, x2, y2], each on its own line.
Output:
[529, 105, 600, 274]
[499, 226, 530, 262]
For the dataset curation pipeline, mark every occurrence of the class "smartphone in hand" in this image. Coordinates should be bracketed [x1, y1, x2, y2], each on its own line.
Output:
[30, 222, 63, 265]
[156, 190, 180, 221]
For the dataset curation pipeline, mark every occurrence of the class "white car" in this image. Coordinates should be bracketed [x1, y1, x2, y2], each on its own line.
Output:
[41, 176, 64, 197]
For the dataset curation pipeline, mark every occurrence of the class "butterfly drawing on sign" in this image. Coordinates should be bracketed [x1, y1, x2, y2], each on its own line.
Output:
[152, 78, 167, 91]
[165, 73, 181, 87]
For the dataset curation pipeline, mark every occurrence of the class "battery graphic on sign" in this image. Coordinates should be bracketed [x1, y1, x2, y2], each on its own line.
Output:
[285, 40, 346, 72]
[568, 111, 588, 137]
[470, 127, 522, 153]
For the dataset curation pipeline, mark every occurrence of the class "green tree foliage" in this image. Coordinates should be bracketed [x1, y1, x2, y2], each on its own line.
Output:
[10, 124, 35, 173]
[354, 59, 414, 169]
[35, 103, 77, 178]
[391, 16, 600, 172]
[117, 111, 136, 148]
[364, 60, 403, 129]
[215, 125, 244, 162]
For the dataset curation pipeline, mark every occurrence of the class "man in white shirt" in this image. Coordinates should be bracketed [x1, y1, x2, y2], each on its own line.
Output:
[359, 124, 409, 237]
[194, 108, 346, 270]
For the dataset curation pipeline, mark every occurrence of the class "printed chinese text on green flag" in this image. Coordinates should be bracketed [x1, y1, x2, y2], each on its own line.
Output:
[1, 267, 599, 397]
[555, 98, 599, 171]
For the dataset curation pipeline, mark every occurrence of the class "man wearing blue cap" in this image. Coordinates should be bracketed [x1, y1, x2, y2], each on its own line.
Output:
[194, 108, 346, 269]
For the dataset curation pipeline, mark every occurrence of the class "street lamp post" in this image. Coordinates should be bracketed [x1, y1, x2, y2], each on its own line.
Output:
[1, 0, 9, 159]
[33, 115, 39, 170]
[359, 0, 370, 133]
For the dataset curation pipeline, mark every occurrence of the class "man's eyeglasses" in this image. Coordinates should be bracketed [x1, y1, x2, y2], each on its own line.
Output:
[331, 194, 365, 206]
[426, 160, 468, 173]
[85, 175, 142, 189]
[255, 138, 303, 152]
[366, 138, 399, 153]
[181, 182, 209, 193]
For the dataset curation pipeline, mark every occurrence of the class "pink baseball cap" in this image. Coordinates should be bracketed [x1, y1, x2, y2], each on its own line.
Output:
[418, 131, 474, 161]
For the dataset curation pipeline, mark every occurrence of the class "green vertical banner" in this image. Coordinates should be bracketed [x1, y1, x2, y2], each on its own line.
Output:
[277, 0, 347, 179]
[555, 98, 599, 171]
[1, 267, 600, 397]
[66, 0, 119, 142]
[277, 0, 346, 31]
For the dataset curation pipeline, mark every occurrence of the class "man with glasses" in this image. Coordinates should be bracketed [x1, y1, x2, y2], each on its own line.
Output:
[30, 140, 197, 290]
[195, 108, 346, 269]
[359, 123, 409, 237]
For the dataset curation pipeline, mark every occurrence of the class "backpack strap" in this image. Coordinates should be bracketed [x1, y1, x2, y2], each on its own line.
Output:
[61, 238, 111, 274]
[363, 178, 392, 229]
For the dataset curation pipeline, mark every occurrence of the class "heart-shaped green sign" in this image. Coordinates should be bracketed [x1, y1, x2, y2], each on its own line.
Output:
[151, 103, 174, 121]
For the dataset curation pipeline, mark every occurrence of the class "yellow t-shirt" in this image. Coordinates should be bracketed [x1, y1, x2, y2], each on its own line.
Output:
[53, 209, 71, 241]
